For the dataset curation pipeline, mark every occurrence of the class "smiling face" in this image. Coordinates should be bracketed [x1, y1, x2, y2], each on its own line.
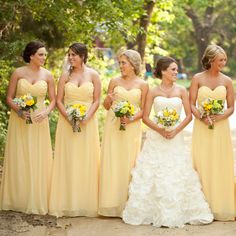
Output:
[118, 55, 135, 77]
[30, 47, 47, 66]
[68, 49, 84, 67]
[210, 53, 227, 71]
[162, 62, 178, 82]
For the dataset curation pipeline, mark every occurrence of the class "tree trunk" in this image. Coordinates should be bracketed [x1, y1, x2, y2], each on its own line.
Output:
[185, 6, 216, 70]
[136, 0, 155, 61]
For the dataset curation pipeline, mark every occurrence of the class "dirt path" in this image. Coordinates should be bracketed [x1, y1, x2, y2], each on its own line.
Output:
[0, 212, 236, 236]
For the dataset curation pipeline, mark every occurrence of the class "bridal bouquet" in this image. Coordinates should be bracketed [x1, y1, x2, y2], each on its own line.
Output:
[199, 98, 224, 129]
[66, 103, 87, 132]
[155, 107, 180, 129]
[13, 93, 37, 124]
[113, 100, 135, 130]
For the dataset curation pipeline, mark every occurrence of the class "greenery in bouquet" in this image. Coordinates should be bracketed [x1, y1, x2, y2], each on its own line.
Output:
[199, 98, 224, 129]
[13, 93, 37, 124]
[66, 103, 87, 132]
[113, 100, 135, 130]
[155, 107, 180, 129]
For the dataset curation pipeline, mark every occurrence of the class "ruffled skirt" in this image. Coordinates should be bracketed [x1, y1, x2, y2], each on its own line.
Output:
[122, 129, 213, 228]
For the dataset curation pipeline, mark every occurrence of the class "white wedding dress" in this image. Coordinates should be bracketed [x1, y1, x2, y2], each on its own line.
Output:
[122, 96, 213, 228]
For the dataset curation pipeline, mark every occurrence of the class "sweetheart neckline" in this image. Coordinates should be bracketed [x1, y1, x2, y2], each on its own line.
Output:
[154, 96, 182, 101]
[66, 81, 93, 88]
[18, 78, 47, 85]
[199, 85, 226, 91]
[114, 85, 141, 92]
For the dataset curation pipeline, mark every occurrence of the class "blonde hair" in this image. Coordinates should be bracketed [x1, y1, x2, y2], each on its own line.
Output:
[119, 49, 142, 75]
[202, 45, 227, 70]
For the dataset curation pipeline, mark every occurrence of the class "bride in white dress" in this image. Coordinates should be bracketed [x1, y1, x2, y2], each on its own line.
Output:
[122, 57, 213, 228]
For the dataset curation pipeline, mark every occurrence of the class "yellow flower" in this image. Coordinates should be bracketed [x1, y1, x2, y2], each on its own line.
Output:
[72, 104, 80, 109]
[22, 95, 27, 100]
[80, 105, 87, 113]
[121, 107, 129, 114]
[80, 111, 85, 116]
[206, 104, 213, 110]
[163, 109, 169, 117]
[174, 114, 179, 120]
[26, 99, 34, 106]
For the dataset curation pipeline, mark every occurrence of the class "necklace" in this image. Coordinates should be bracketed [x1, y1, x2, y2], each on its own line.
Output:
[159, 83, 175, 92]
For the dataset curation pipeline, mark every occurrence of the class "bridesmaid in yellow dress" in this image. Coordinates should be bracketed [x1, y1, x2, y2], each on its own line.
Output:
[99, 49, 148, 217]
[49, 43, 101, 217]
[190, 44, 235, 220]
[0, 41, 56, 214]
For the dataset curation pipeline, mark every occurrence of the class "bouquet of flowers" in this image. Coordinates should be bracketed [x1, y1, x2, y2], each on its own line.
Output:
[113, 100, 135, 130]
[155, 107, 180, 130]
[13, 93, 37, 124]
[66, 103, 87, 132]
[199, 98, 224, 129]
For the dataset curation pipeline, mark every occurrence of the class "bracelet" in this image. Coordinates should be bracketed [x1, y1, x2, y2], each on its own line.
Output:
[17, 109, 23, 117]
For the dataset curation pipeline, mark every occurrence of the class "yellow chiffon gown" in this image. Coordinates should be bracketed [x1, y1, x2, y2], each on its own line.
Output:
[0, 78, 53, 214]
[99, 86, 142, 217]
[192, 85, 235, 221]
[49, 82, 100, 217]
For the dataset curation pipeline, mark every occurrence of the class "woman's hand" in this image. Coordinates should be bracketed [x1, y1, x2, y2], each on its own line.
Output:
[80, 115, 90, 126]
[159, 129, 178, 139]
[165, 129, 178, 139]
[158, 128, 167, 138]
[18, 110, 31, 120]
[209, 114, 223, 123]
[104, 92, 116, 110]
[34, 109, 49, 123]
[200, 116, 212, 126]
[120, 116, 131, 126]
[200, 115, 219, 126]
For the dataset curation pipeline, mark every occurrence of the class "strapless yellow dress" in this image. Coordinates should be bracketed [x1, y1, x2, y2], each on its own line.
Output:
[0, 79, 53, 214]
[99, 86, 142, 217]
[49, 82, 100, 217]
[192, 86, 235, 220]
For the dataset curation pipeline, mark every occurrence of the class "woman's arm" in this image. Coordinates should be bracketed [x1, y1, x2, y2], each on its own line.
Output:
[167, 88, 192, 139]
[121, 82, 149, 125]
[56, 73, 70, 123]
[132, 82, 149, 121]
[142, 89, 166, 137]
[127, 82, 149, 123]
[6, 69, 30, 120]
[210, 78, 235, 122]
[34, 72, 56, 122]
[189, 75, 201, 120]
[81, 71, 101, 124]
[103, 78, 117, 110]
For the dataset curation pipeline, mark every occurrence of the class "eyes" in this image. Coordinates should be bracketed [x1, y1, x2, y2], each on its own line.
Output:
[38, 53, 47, 57]
[68, 52, 77, 57]
[220, 58, 227, 62]
[119, 60, 127, 66]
